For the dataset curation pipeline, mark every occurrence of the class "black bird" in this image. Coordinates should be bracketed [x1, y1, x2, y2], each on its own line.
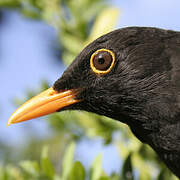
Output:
[8, 27, 180, 178]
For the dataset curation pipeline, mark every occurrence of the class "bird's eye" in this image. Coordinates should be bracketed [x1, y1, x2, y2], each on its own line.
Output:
[90, 49, 115, 74]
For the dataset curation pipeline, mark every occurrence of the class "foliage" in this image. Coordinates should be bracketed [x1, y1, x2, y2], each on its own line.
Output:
[0, 144, 178, 180]
[0, 0, 179, 179]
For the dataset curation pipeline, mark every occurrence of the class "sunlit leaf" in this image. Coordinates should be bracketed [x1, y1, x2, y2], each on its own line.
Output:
[41, 146, 55, 179]
[157, 168, 179, 180]
[62, 142, 76, 180]
[60, 32, 84, 55]
[19, 160, 40, 176]
[69, 161, 85, 180]
[98, 177, 110, 180]
[85, 7, 119, 45]
[132, 153, 153, 180]
[90, 154, 103, 180]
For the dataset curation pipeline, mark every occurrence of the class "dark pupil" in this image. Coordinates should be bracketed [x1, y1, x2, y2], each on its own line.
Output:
[98, 57, 105, 64]
[93, 51, 113, 71]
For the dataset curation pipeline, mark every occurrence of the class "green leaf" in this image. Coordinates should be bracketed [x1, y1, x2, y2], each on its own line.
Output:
[90, 154, 102, 180]
[69, 161, 85, 180]
[131, 152, 152, 180]
[62, 142, 76, 180]
[86, 7, 119, 45]
[41, 146, 55, 179]
[62, 52, 76, 65]
[60, 32, 84, 54]
[19, 160, 40, 176]
[110, 173, 121, 180]
[0, 167, 7, 180]
[158, 168, 168, 180]
[98, 177, 110, 180]
[3, 165, 24, 180]
[54, 175, 62, 180]
[82, 2, 105, 22]
[121, 153, 134, 180]
[0, 0, 20, 8]
[20, 9, 40, 19]
[157, 168, 178, 180]
[139, 170, 151, 180]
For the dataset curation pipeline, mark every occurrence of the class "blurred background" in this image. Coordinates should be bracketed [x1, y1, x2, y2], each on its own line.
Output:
[0, 0, 180, 179]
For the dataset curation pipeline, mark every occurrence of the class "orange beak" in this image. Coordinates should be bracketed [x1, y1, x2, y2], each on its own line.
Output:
[7, 87, 80, 126]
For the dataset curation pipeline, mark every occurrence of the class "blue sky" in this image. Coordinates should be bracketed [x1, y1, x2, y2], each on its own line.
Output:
[115, 0, 180, 29]
[0, 11, 64, 144]
[1, 0, 180, 174]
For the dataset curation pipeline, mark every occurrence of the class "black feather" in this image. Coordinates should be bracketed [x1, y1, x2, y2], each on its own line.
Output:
[53, 27, 180, 178]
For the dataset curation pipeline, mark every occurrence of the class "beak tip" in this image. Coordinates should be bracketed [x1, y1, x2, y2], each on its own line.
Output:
[7, 87, 80, 126]
[7, 117, 14, 127]
[7, 121, 12, 127]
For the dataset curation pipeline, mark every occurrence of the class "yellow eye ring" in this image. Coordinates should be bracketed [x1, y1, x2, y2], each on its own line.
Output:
[90, 49, 115, 75]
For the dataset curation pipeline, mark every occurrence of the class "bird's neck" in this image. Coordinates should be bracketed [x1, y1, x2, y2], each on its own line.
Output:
[125, 102, 180, 178]
[112, 80, 180, 178]
[147, 122, 180, 178]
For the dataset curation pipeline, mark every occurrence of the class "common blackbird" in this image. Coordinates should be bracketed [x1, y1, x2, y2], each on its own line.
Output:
[8, 27, 180, 178]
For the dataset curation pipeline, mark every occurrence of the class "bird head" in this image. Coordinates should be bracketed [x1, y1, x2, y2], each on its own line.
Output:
[8, 27, 180, 178]
[8, 27, 172, 127]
